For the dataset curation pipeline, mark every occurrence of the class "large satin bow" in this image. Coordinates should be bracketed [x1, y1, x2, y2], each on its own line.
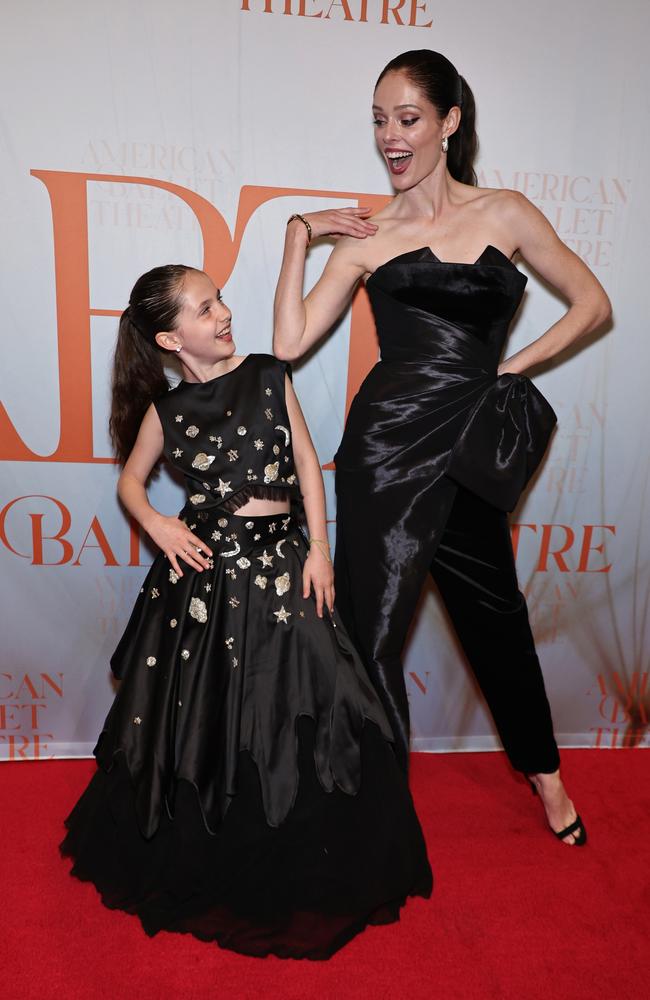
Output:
[446, 374, 557, 512]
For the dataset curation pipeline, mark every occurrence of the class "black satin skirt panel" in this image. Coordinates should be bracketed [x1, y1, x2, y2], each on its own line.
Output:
[102, 512, 393, 839]
[63, 510, 432, 958]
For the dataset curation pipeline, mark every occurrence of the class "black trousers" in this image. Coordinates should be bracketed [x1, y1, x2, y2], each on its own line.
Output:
[335, 483, 561, 776]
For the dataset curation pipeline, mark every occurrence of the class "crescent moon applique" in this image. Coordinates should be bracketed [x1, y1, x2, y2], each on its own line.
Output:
[220, 541, 241, 558]
[275, 425, 291, 447]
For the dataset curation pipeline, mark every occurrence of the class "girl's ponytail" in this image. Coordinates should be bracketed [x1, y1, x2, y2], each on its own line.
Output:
[109, 264, 197, 465]
[109, 309, 169, 465]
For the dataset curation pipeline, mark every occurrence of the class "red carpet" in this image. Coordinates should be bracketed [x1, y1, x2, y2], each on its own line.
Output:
[2, 749, 648, 1000]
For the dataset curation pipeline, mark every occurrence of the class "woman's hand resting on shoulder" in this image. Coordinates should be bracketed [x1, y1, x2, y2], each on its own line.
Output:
[288, 207, 378, 243]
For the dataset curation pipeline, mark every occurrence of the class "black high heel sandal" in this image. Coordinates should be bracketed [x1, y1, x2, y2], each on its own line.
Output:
[526, 777, 587, 846]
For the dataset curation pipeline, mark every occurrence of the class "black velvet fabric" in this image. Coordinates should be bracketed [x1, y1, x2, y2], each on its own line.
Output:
[334, 246, 559, 773]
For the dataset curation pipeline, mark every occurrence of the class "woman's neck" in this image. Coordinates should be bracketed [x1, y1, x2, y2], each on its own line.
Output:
[391, 168, 461, 222]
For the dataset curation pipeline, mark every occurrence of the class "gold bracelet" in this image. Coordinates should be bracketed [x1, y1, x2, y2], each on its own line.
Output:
[308, 537, 331, 562]
[287, 213, 312, 246]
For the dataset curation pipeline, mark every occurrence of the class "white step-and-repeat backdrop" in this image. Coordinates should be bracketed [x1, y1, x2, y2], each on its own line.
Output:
[2, 0, 649, 758]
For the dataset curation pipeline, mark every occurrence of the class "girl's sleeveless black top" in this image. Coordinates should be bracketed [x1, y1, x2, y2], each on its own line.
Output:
[153, 354, 300, 514]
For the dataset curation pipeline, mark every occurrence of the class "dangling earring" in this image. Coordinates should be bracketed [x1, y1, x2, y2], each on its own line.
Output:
[442, 136, 449, 153]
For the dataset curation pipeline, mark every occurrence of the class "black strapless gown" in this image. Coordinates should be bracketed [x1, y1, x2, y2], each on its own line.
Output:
[334, 246, 559, 772]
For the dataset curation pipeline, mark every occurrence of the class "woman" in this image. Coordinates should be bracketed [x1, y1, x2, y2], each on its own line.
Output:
[273, 50, 611, 846]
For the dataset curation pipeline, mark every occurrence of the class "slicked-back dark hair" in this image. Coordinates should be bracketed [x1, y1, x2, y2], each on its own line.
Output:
[376, 50, 478, 186]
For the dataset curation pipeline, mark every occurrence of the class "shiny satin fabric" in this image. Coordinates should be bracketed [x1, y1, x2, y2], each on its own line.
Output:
[334, 246, 558, 771]
[447, 374, 556, 512]
[335, 246, 556, 512]
[101, 513, 393, 839]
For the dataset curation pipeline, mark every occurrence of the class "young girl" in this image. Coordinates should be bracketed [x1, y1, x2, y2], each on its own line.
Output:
[61, 264, 432, 960]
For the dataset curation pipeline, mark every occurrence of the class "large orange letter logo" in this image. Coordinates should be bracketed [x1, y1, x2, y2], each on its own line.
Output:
[0, 173, 388, 464]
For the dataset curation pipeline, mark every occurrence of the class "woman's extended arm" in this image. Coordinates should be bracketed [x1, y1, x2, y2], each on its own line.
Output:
[118, 404, 213, 576]
[273, 209, 376, 361]
[284, 375, 334, 618]
[497, 192, 612, 375]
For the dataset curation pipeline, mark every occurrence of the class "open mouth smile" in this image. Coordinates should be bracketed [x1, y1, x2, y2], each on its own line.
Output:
[385, 149, 413, 175]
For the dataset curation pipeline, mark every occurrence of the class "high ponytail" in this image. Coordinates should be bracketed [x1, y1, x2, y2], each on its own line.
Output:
[447, 75, 478, 186]
[375, 50, 479, 186]
[109, 264, 198, 465]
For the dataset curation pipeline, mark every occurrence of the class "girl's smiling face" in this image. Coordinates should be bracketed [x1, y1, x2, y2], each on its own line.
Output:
[156, 270, 235, 366]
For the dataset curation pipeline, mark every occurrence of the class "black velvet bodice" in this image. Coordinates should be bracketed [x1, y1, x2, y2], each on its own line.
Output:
[335, 247, 556, 513]
[154, 354, 299, 513]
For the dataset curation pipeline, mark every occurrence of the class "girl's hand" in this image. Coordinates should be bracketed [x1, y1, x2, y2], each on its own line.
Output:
[302, 545, 335, 619]
[145, 513, 213, 576]
[289, 207, 378, 243]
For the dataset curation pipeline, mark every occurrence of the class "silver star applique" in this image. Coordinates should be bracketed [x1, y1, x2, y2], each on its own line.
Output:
[216, 479, 233, 498]
[257, 550, 273, 568]
[273, 606, 292, 625]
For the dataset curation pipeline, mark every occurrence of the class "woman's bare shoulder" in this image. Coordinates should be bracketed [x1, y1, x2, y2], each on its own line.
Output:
[468, 185, 532, 215]
[329, 212, 402, 269]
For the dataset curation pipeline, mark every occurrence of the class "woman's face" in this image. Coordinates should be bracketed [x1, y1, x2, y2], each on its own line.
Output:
[372, 70, 451, 190]
[160, 270, 235, 364]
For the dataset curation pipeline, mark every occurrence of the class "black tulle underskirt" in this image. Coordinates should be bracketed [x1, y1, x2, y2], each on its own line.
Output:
[61, 718, 432, 960]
